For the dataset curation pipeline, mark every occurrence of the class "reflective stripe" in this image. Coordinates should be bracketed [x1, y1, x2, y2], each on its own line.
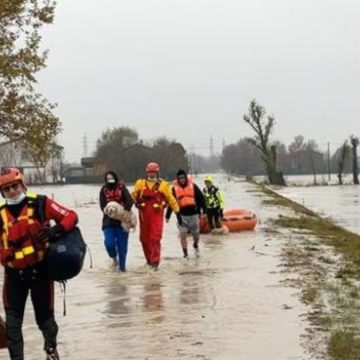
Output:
[0, 207, 9, 248]
[27, 205, 35, 225]
[14, 251, 25, 260]
[23, 245, 35, 255]
[26, 192, 37, 199]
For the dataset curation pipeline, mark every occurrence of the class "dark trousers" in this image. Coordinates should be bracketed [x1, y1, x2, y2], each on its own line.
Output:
[207, 208, 221, 229]
[2, 262, 58, 360]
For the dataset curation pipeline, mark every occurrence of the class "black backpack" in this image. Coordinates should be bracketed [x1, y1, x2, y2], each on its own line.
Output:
[47, 227, 87, 282]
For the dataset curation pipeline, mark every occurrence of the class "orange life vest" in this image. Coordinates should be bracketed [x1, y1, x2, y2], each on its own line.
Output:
[136, 180, 168, 210]
[173, 178, 196, 208]
[0, 193, 48, 269]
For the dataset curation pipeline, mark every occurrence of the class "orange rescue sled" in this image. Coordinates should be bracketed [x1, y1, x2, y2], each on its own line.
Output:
[200, 208, 257, 234]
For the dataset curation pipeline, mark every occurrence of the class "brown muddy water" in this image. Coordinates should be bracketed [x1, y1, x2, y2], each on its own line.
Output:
[0, 176, 309, 360]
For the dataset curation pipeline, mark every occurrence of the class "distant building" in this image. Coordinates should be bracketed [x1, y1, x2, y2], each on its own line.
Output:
[64, 157, 106, 184]
[0, 139, 63, 184]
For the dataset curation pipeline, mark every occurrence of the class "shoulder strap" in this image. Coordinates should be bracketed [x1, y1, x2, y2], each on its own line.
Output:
[28, 194, 47, 223]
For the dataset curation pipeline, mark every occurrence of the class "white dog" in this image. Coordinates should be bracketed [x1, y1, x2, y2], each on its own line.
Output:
[104, 201, 137, 232]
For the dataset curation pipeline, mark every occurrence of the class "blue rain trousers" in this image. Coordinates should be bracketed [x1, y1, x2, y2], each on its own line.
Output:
[103, 227, 129, 272]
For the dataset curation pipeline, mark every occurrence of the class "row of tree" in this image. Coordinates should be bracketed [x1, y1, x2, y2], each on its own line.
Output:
[94, 127, 188, 181]
[221, 100, 359, 185]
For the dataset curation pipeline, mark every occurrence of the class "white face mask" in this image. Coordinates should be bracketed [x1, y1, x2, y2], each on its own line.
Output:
[107, 178, 116, 184]
[147, 174, 157, 182]
[6, 192, 26, 205]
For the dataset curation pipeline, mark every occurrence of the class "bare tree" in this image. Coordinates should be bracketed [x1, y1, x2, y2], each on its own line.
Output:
[337, 141, 350, 185]
[243, 99, 285, 185]
[306, 140, 320, 185]
[350, 135, 359, 185]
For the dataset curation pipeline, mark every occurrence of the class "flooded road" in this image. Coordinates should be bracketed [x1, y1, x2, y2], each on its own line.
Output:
[277, 184, 360, 234]
[0, 176, 308, 359]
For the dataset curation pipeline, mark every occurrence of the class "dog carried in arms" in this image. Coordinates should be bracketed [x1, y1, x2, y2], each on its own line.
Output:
[104, 201, 137, 232]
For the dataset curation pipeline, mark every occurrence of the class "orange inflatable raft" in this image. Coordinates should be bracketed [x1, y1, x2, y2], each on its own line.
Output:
[200, 208, 257, 234]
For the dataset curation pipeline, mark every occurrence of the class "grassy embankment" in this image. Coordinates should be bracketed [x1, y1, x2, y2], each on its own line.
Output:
[255, 183, 360, 360]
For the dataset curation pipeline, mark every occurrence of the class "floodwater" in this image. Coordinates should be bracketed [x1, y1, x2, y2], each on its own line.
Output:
[0, 176, 309, 360]
[277, 184, 360, 234]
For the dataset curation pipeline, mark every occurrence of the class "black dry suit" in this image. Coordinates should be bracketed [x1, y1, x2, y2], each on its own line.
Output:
[1, 199, 58, 360]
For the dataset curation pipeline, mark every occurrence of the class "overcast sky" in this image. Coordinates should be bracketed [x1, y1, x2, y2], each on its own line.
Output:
[37, 0, 360, 162]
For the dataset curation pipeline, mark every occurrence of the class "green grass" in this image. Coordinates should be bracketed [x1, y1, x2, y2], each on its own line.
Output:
[253, 181, 360, 360]
[329, 330, 360, 360]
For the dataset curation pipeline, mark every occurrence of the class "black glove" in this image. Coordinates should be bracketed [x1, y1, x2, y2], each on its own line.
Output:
[36, 224, 64, 242]
[219, 209, 224, 219]
[176, 213, 183, 226]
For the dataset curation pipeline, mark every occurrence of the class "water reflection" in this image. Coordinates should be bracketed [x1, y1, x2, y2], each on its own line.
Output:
[104, 277, 131, 316]
[179, 280, 200, 306]
[141, 279, 165, 325]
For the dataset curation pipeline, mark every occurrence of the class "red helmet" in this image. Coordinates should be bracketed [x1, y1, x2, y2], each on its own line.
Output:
[145, 162, 160, 172]
[0, 168, 26, 189]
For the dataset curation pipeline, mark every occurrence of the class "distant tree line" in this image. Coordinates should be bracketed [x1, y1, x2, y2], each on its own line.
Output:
[221, 135, 359, 180]
[94, 127, 188, 181]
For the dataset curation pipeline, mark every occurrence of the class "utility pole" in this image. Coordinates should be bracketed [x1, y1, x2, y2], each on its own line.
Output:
[327, 142, 331, 181]
[189, 145, 195, 174]
[209, 136, 214, 158]
[82, 134, 88, 158]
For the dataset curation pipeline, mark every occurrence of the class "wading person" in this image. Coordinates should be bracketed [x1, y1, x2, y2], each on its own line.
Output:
[166, 169, 206, 259]
[99, 171, 133, 272]
[132, 162, 180, 270]
[0, 168, 78, 360]
[203, 175, 225, 231]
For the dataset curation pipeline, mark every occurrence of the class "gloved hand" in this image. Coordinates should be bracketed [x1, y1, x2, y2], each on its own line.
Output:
[219, 209, 224, 219]
[176, 213, 183, 226]
[36, 224, 64, 242]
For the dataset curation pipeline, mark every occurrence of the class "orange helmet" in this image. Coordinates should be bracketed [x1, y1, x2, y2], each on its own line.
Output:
[145, 162, 160, 172]
[0, 168, 26, 189]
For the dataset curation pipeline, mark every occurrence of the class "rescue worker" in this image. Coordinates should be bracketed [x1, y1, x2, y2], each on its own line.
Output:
[132, 162, 180, 270]
[166, 169, 206, 259]
[0, 168, 78, 360]
[203, 175, 225, 231]
[99, 171, 133, 272]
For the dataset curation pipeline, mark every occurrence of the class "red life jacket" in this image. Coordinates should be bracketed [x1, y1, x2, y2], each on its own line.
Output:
[104, 185, 124, 204]
[136, 180, 167, 210]
[173, 177, 196, 208]
[0, 193, 48, 269]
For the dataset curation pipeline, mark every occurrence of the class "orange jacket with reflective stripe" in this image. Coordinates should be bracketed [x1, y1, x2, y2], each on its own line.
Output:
[173, 178, 196, 209]
[0, 194, 48, 269]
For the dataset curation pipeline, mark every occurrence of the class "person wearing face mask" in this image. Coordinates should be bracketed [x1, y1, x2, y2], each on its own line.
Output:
[0, 168, 78, 360]
[99, 171, 133, 272]
[166, 170, 206, 259]
[132, 162, 180, 270]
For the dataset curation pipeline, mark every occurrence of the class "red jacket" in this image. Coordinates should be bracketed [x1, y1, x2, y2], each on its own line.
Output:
[0, 193, 78, 269]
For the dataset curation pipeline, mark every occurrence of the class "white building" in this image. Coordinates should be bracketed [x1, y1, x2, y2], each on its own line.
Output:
[0, 139, 63, 184]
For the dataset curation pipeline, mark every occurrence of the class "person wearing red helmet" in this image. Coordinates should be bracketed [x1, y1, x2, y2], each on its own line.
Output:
[132, 162, 180, 270]
[0, 168, 78, 360]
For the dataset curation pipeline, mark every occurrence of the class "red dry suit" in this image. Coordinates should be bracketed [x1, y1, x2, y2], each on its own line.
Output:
[132, 179, 179, 267]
